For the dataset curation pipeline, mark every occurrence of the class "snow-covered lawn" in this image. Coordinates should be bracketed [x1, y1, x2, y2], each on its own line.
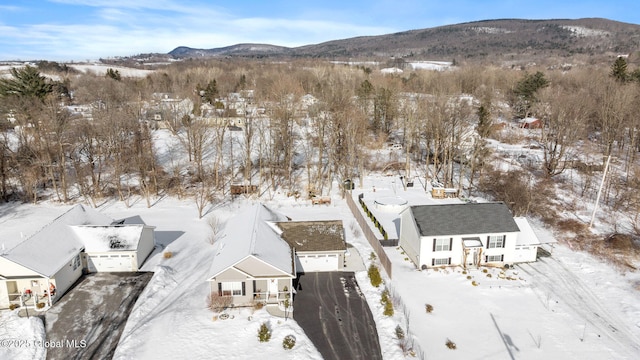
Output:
[2, 190, 640, 359]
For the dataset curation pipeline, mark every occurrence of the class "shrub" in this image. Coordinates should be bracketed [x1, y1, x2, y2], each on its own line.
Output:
[369, 251, 377, 261]
[254, 302, 264, 310]
[383, 300, 394, 316]
[482, 268, 488, 273]
[472, 281, 479, 286]
[258, 322, 271, 342]
[380, 288, 390, 304]
[207, 291, 232, 312]
[282, 335, 296, 350]
[446, 339, 457, 349]
[36, 302, 45, 309]
[425, 304, 434, 313]
[486, 273, 492, 278]
[395, 325, 405, 340]
[163, 251, 173, 259]
[466, 275, 472, 280]
[368, 264, 382, 287]
[9, 304, 19, 310]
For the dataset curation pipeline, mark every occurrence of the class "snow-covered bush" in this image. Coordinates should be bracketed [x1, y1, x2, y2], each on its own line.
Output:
[258, 322, 271, 342]
[282, 334, 296, 350]
[368, 264, 382, 287]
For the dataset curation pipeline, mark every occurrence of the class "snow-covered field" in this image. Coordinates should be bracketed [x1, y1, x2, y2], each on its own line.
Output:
[1, 185, 639, 359]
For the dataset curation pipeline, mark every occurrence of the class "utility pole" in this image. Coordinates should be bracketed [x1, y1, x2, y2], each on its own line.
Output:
[589, 154, 612, 228]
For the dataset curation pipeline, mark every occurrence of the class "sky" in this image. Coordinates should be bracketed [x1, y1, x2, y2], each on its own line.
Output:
[1, 0, 639, 61]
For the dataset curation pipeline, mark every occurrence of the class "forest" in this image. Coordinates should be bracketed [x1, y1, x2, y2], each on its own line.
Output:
[1, 58, 640, 263]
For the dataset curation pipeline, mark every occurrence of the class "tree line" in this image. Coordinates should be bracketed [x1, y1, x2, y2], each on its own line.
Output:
[1, 58, 639, 222]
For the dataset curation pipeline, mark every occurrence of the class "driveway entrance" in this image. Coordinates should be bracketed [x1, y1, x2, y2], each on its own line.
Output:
[294, 272, 382, 360]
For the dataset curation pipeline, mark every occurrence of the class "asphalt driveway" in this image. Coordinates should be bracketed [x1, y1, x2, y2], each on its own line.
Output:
[294, 272, 382, 360]
[43, 272, 152, 360]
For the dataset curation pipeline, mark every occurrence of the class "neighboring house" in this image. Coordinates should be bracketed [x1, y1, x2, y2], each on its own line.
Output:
[207, 204, 296, 310]
[399, 202, 539, 269]
[0, 205, 155, 310]
[278, 220, 347, 273]
[206, 204, 347, 310]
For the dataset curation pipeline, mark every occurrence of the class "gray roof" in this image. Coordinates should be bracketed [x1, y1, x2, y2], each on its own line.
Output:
[410, 202, 520, 237]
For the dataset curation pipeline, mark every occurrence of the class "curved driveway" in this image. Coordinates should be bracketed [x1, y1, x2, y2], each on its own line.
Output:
[294, 272, 382, 360]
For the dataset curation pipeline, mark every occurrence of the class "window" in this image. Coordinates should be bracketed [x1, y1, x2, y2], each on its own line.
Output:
[433, 238, 452, 252]
[488, 235, 505, 249]
[486, 255, 504, 262]
[220, 282, 245, 296]
[432, 258, 451, 266]
[71, 255, 81, 271]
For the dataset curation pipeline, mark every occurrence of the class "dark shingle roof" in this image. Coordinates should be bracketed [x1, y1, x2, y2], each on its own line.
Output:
[410, 203, 520, 237]
[277, 221, 346, 252]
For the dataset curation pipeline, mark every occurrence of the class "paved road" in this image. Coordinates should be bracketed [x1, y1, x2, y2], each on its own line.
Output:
[44, 272, 153, 360]
[294, 272, 382, 360]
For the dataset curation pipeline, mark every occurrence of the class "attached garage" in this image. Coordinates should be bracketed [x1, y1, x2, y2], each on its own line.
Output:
[296, 253, 340, 272]
[277, 220, 347, 273]
[87, 254, 135, 272]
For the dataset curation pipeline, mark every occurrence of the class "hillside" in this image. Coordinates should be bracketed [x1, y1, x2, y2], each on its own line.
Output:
[167, 18, 640, 64]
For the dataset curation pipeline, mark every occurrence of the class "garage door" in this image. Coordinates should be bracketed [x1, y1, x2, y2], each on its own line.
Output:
[296, 254, 339, 272]
[87, 254, 134, 272]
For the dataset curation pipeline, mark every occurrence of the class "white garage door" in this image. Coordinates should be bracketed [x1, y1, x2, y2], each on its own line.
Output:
[87, 254, 134, 272]
[297, 254, 339, 272]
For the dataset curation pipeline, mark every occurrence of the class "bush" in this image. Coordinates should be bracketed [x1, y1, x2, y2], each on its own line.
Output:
[395, 325, 405, 340]
[472, 281, 479, 286]
[207, 291, 232, 312]
[36, 302, 45, 309]
[446, 338, 457, 349]
[258, 322, 271, 342]
[163, 251, 173, 259]
[254, 302, 264, 310]
[9, 304, 19, 310]
[282, 335, 296, 350]
[425, 304, 434, 313]
[380, 288, 390, 304]
[383, 300, 394, 316]
[368, 264, 382, 287]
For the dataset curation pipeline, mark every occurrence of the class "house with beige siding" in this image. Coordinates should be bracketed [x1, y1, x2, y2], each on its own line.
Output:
[207, 204, 347, 312]
[0, 205, 155, 310]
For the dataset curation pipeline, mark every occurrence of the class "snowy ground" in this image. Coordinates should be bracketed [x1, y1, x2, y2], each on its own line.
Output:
[2, 184, 640, 359]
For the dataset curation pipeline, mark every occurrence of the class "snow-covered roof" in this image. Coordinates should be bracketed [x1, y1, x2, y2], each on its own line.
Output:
[514, 217, 542, 246]
[1, 204, 113, 277]
[208, 204, 294, 278]
[71, 225, 144, 252]
[1, 204, 148, 277]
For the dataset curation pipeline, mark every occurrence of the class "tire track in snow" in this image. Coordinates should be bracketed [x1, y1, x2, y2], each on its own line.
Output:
[518, 257, 640, 358]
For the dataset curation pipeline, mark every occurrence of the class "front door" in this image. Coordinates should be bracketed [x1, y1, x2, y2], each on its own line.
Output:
[467, 249, 477, 266]
[269, 279, 278, 299]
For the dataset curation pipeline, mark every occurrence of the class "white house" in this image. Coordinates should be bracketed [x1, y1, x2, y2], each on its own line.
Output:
[399, 202, 539, 269]
[0, 205, 155, 310]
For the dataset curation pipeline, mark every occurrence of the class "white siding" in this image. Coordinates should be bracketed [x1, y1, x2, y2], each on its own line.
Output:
[52, 253, 84, 300]
[135, 227, 155, 269]
[399, 209, 422, 267]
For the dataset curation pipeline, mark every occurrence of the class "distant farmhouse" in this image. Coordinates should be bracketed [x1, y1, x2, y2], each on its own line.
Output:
[0, 205, 155, 310]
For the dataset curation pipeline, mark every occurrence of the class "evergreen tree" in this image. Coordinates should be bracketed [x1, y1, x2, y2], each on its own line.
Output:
[0, 65, 53, 100]
[610, 57, 628, 82]
[106, 68, 121, 81]
[512, 71, 549, 118]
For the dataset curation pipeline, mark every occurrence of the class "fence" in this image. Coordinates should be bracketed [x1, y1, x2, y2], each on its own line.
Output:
[346, 193, 393, 279]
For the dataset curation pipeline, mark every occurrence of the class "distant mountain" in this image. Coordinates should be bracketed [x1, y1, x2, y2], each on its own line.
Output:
[168, 43, 291, 58]
[164, 18, 640, 65]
